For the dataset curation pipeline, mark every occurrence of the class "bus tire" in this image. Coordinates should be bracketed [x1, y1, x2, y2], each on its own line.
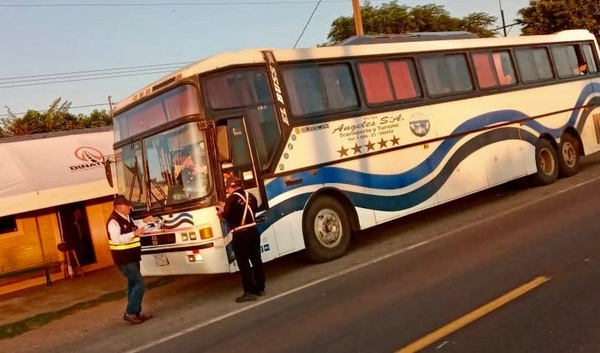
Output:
[557, 133, 581, 178]
[528, 138, 559, 186]
[302, 195, 351, 263]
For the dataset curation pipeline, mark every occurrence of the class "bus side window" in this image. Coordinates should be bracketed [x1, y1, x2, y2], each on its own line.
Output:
[320, 64, 359, 110]
[282, 66, 324, 116]
[551, 44, 580, 78]
[515, 47, 554, 83]
[582, 43, 599, 74]
[473, 51, 516, 88]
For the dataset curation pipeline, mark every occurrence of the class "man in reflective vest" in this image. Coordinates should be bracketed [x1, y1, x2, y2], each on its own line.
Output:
[106, 195, 154, 324]
[218, 176, 266, 303]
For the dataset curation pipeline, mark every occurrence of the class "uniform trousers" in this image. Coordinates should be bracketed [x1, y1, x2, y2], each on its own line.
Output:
[117, 261, 145, 315]
[231, 226, 265, 294]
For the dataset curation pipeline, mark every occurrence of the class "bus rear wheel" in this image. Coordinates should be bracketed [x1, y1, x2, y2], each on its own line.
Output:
[302, 195, 351, 263]
[528, 138, 558, 186]
[558, 133, 580, 178]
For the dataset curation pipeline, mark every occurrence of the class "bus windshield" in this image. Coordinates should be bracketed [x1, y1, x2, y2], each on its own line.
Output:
[115, 122, 211, 210]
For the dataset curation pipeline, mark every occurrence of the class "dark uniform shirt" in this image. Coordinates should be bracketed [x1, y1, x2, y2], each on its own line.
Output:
[222, 189, 258, 231]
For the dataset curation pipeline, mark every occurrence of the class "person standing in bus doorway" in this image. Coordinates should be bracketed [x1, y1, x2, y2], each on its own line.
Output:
[217, 176, 266, 303]
[107, 195, 155, 324]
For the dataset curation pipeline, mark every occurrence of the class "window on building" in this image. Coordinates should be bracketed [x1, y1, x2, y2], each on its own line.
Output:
[0, 216, 17, 235]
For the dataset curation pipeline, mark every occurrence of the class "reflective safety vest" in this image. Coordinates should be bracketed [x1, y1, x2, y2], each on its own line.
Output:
[106, 211, 142, 264]
[231, 191, 257, 233]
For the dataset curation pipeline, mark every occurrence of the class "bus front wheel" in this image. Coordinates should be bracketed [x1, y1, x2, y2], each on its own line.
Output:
[528, 138, 558, 186]
[558, 133, 581, 178]
[302, 195, 351, 263]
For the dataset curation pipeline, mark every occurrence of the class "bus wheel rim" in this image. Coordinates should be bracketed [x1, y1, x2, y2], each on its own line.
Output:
[561, 142, 577, 167]
[314, 208, 342, 248]
[540, 148, 555, 174]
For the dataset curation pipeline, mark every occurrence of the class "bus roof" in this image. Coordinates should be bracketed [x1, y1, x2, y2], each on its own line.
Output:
[336, 31, 478, 45]
[113, 29, 596, 114]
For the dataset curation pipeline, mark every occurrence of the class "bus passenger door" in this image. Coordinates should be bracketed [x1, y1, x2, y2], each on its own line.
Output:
[217, 116, 281, 262]
[217, 117, 264, 207]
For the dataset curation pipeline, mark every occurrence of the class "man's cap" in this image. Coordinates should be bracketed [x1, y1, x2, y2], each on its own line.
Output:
[113, 195, 132, 206]
[225, 176, 242, 189]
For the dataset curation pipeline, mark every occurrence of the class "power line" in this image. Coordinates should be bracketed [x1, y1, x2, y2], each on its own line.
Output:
[294, 0, 322, 48]
[1, 103, 110, 118]
[0, 1, 348, 7]
[0, 69, 176, 89]
[0, 63, 190, 117]
[0, 62, 190, 82]
[0, 67, 187, 88]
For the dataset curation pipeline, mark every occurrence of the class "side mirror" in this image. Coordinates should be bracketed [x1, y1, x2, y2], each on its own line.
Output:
[103, 156, 114, 188]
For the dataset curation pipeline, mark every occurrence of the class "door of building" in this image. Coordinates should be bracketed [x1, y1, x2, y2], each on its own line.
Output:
[58, 202, 96, 266]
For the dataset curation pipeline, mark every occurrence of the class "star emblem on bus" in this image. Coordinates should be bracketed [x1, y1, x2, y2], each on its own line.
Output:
[352, 143, 362, 155]
[337, 145, 349, 157]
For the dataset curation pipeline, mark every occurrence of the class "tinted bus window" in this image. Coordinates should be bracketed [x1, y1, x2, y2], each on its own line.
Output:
[282, 63, 358, 117]
[582, 43, 599, 74]
[421, 53, 473, 96]
[551, 45, 579, 78]
[358, 58, 421, 105]
[204, 69, 273, 110]
[515, 47, 554, 83]
[472, 51, 516, 88]
[114, 85, 199, 141]
[358, 61, 394, 104]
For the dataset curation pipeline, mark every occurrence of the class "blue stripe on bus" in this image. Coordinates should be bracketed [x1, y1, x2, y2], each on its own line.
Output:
[570, 83, 599, 126]
[266, 83, 600, 201]
[260, 128, 538, 231]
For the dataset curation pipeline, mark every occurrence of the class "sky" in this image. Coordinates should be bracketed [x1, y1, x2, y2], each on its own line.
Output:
[0, 0, 528, 118]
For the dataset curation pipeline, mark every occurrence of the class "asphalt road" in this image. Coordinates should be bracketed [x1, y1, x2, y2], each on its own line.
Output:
[136, 157, 600, 353]
[3, 155, 600, 353]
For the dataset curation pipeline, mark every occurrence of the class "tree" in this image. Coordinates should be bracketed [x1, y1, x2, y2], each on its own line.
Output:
[517, 0, 600, 38]
[1, 98, 112, 137]
[326, 1, 497, 44]
[460, 12, 499, 38]
[78, 109, 112, 128]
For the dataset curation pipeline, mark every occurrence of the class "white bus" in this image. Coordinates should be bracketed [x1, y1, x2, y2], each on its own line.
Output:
[108, 29, 600, 276]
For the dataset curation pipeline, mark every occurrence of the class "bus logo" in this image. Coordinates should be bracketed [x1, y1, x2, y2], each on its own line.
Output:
[409, 115, 431, 137]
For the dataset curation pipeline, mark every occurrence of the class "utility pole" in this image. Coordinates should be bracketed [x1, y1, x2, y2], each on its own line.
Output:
[499, 0, 507, 37]
[352, 0, 364, 36]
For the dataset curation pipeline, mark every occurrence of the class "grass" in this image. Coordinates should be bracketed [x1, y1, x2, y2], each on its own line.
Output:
[0, 276, 173, 340]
